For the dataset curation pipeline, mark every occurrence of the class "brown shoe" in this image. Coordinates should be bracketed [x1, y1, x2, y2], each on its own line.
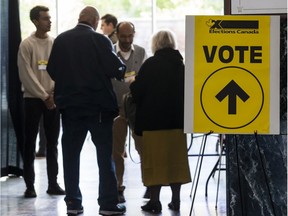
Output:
[118, 186, 126, 203]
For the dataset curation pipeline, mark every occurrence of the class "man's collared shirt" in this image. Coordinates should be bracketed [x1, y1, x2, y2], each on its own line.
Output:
[115, 42, 135, 60]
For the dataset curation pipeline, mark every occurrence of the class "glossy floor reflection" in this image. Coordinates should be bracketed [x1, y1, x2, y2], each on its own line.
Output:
[1, 133, 226, 216]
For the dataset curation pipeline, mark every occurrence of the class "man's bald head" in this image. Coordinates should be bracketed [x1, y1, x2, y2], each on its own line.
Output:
[78, 6, 100, 30]
[116, 21, 135, 52]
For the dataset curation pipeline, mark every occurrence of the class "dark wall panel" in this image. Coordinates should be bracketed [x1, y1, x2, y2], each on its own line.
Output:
[1, 0, 23, 177]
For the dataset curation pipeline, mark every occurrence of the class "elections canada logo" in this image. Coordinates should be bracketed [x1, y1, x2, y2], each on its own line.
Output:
[206, 19, 259, 34]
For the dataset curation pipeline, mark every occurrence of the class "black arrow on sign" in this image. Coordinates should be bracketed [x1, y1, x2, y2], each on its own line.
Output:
[215, 80, 250, 115]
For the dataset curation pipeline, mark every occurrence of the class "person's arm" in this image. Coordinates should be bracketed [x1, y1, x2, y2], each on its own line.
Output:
[129, 60, 150, 103]
[46, 40, 59, 81]
[17, 42, 49, 101]
[98, 37, 126, 80]
[43, 94, 56, 110]
[142, 49, 148, 63]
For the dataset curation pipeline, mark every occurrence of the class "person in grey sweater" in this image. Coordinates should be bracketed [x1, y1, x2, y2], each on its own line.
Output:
[111, 21, 147, 203]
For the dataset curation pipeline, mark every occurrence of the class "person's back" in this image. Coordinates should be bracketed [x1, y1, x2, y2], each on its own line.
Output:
[130, 29, 191, 214]
[48, 23, 124, 113]
[132, 47, 184, 133]
[47, 6, 126, 216]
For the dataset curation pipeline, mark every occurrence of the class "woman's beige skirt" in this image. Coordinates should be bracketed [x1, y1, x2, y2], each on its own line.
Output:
[142, 129, 191, 186]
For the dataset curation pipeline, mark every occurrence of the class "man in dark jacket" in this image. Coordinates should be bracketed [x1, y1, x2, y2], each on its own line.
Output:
[47, 6, 126, 216]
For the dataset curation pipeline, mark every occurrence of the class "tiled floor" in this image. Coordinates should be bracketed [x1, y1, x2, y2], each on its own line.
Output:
[1, 133, 226, 216]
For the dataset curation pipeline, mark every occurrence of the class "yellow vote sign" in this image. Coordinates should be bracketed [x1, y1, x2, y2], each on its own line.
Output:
[184, 16, 280, 134]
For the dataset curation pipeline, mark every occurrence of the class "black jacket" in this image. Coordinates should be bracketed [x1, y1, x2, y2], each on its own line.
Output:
[130, 48, 184, 135]
[47, 23, 125, 116]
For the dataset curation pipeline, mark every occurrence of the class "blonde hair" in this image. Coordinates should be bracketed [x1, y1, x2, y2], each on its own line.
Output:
[151, 29, 177, 54]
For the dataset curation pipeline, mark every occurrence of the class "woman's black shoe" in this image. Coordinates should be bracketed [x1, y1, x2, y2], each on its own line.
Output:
[168, 200, 180, 211]
[141, 200, 162, 213]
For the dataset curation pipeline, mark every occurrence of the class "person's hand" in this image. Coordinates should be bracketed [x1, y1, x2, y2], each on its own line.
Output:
[127, 76, 135, 84]
[44, 95, 56, 110]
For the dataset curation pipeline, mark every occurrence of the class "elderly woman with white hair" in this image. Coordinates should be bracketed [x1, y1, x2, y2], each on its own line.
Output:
[130, 30, 191, 213]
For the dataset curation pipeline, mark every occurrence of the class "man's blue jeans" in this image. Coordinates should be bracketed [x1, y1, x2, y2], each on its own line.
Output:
[61, 108, 119, 209]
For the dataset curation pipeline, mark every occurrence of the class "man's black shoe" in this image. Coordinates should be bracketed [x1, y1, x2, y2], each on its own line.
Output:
[99, 204, 126, 215]
[67, 206, 84, 215]
[24, 188, 37, 198]
[35, 151, 46, 157]
[46, 184, 65, 195]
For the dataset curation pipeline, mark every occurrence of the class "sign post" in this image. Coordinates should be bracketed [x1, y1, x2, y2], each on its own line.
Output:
[185, 15, 280, 134]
